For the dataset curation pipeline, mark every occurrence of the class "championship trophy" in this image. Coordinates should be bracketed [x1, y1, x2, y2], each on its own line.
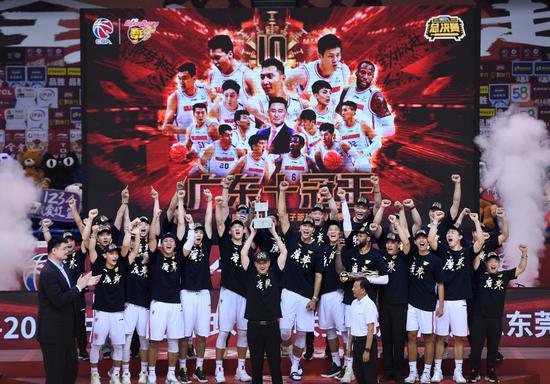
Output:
[252, 201, 273, 229]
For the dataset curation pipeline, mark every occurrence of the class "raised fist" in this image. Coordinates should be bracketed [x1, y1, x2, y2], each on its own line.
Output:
[402, 199, 414, 208]
[88, 209, 99, 219]
[177, 190, 185, 199]
[154, 209, 162, 219]
[67, 197, 77, 209]
[150, 186, 159, 199]
[222, 175, 234, 188]
[41, 218, 53, 228]
[434, 210, 445, 222]
[215, 196, 225, 204]
[319, 186, 330, 197]
[280, 180, 289, 191]
[519, 244, 528, 254]
[469, 212, 479, 221]
[121, 186, 130, 203]
[381, 199, 391, 208]
[203, 189, 213, 200]
[369, 175, 379, 185]
[451, 174, 461, 183]
[92, 224, 99, 234]
[184, 214, 194, 223]
[337, 188, 346, 201]
[388, 215, 397, 224]
[394, 200, 403, 209]
[369, 223, 378, 232]
[462, 207, 471, 216]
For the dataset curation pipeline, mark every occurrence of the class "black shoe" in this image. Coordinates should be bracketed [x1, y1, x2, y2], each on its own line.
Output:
[379, 372, 393, 382]
[335, 366, 346, 381]
[496, 351, 504, 362]
[303, 347, 314, 361]
[485, 369, 499, 383]
[187, 343, 196, 358]
[290, 371, 302, 381]
[130, 351, 140, 359]
[467, 370, 480, 383]
[393, 373, 405, 383]
[321, 363, 341, 378]
[78, 351, 90, 361]
[179, 368, 191, 384]
[193, 367, 208, 383]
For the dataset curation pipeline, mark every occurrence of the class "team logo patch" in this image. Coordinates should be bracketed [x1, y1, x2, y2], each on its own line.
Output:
[124, 19, 159, 44]
[424, 15, 465, 42]
[92, 18, 114, 45]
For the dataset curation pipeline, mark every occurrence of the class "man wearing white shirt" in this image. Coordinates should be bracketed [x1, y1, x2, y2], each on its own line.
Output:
[350, 278, 378, 384]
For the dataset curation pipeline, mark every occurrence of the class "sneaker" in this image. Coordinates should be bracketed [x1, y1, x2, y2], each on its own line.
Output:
[110, 375, 122, 384]
[496, 351, 504, 362]
[79, 351, 90, 361]
[340, 365, 353, 383]
[297, 364, 304, 375]
[431, 368, 443, 383]
[453, 369, 467, 383]
[188, 344, 196, 358]
[235, 367, 252, 382]
[215, 367, 226, 383]
[147, 373, 157, 384]
[420, 371, 432, 383]
[138, 371, 148, 384]
[485, 370, 499, 383]
[335, 366, 346, 381]
[321, 363, 341, 378]
[121, 371, 131, 384]
[466, 370, 480, 383]
[193, 367, 208, 383]
[303, 347, 314, 361]
[290, 371, 302, 381]
[404, 372, 419, 383]
[165, 373, 179, 384]
[91, 372, 101, 384]
[179, 368, 191, 384]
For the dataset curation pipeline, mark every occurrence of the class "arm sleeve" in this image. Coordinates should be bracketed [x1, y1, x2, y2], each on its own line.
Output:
[367, 274, 389, 285]
[183, 225, 196, 251]
[342, 201, 352, 232]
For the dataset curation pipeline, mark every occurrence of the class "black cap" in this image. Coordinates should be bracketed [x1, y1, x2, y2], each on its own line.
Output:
[486, 252, 501, 261]
[325, 220, 342, 230]
[161, 232, 177, 241]
[236, 204, 249, 213]
[301, 217, 316, 227]
[98, 225, 111, 234]
[386, 232, 399, 241]
[62, 231, 75, 239]
[254, 251, 270, 262]
[430, 202, 442, 210]
[102, 243, 119, 254]
[194, 223, 205, 231]
[446, 225, 463, 236]
[357, 224, 372, 236]
[311, 203, 324, 212]
[230, 219, 245, 228]
[414, 228, 428, 238]
[139, 216, 150, 224]
[356, 196, 369, 206]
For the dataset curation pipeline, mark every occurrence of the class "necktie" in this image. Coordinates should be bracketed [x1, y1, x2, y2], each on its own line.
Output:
[268, 128, 278, 147]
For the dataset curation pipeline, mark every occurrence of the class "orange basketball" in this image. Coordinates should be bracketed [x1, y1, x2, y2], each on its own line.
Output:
[169, 144, 188, 163]
[323, 150, 343, 171]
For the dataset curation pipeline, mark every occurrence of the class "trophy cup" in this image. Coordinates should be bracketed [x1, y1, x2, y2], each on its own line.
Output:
[252, 201, 273, 229]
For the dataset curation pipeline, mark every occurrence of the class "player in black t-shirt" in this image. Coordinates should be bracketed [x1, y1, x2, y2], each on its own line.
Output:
[426, 174, 462, 241]
[241, 220, 288, 384]
[278, 180, 324, 381]
[467, 245, 528, 383]
[428, 211, 485, 383]
[88, 220, 139, 384]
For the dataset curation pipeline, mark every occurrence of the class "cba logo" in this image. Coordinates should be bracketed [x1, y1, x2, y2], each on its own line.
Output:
[124, 19, 159, 44]
[93, 18, 114, 45]
[425, 15, 465, 42]
[511, 84, 530, 103]
[23, 253, 48, 291]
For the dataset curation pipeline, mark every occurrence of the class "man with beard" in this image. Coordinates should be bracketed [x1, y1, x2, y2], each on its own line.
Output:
[338, 61, 395, 138]
[404, 229, 445, 384]
[278, 180, 324, 381]
[273, 134, 318, 184]
[428, 212, 485, 383]
[257, 97, 296, 155]
[246, 58, 305, 129]
[335, 223, 388, 383]
[213, 194, 252, 383]
[195, 124, 242, 177]
[229, 134, 270, 183]
[185, 102, 219, 157]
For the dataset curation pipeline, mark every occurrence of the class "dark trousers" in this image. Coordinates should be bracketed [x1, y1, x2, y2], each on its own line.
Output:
[469, 314, 502, 372]
[247, 321, 283, 384]
[40, 341, 78, 384]
[76, 295, 87, 353]
[379, 303, 406, 378]
[352, 335, 378, 384]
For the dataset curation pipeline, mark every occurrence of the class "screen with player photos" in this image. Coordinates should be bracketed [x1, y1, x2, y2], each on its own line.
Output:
[82, 7, 479, 219]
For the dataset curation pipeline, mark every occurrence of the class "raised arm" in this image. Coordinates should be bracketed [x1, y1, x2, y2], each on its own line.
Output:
[393, 214, 411, 255]
[369, 223, 383, 243]
[270, 221, 288, 271]
[149, 209, 161, 253]
[469, 212, 485, 254]
[278, 180, 291, 235]
[167, 181, 185, 222]
[373, 199, 391, 227]
[394, 201, 410, 239]
[450, 174, 462, 220]
[41, 218, 53, 242]
[215, 195, 227, 237]
[454, 207, 471, 228]
[220, 176, 233, 221]
[402, 198, 421, 236]
[202, 188, 214, 239]
[127, 219, 141, 264]
[370, 176, 382, 214]
[496, 208, 509, 246]
[516, 244, 528, 277]
[428, 211, 445, 251]
[241, 223, 256, 271]
[82, 209, 98, 251]
[337, 188, 352, 239]
[182, 214, 195, 257]
[89, 225, 99, 264]
[176, 190, 186, 241]
[67, 197, 84, 234]
[320, 186, 338, 220]
[114, 186, 129, 231]
[121, 220, 133, 257]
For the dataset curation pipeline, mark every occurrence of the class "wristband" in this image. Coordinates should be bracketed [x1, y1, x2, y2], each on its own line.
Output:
[365, 348, 371, 352]
[410, 206, 416, 210]
[312, 296, 318, 301]
[188, 223, 195, 230]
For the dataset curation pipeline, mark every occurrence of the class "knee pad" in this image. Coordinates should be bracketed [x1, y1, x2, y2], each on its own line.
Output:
[295, 331, 306, 349]
[167, 338, 179, 353]
[216, 331, 229, 349]
[280, 328, 292, 342]
[139, 335, 149, 351]
[112, 344, 123, 361]
[326, 328, 338, 341]
[90, 344, 101, 364]
[237, 329, 248, 348]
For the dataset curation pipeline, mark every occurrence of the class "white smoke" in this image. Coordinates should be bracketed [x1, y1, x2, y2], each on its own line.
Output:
[0, 157, 41, 290]
[475, 112, 550, 286]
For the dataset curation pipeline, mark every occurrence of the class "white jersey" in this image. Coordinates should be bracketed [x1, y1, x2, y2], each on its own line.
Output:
[343, 84, 390, 132]
[339, 120, 369, 152]
[300, 60, 349, 109]
[188, 119, 216, 156]
[258, 93, 304, 129]
[208, 140, 238, 177]
[174, 84, 210, 130]
[242, 154, 267, 179]
[232, 127, 258, 154]
[316, 141, 354, 172]
[210, 63, 252, 105]
[302, 129, 322, 154]
[280, 153, 309, 184]
[218, 101, 243, 126]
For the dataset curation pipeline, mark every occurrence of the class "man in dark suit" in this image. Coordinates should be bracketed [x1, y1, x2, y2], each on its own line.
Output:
[38, 237, 100, 384]
[257, 96, 296, 155]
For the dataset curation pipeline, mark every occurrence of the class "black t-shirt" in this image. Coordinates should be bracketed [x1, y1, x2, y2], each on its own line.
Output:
[245, 265, 283, 321]
[342, 246, 387, 305]
[436, 244, 475, 300]
[182, 234, 213, 291]
[343, 218, 370, 248]
[282, 229, 324, 299]
[313, 222, 330, 248]
[219, 229, 249, 298]
[430, 209, 456, 241]
[408, 251, 444, 311]
[92, 256, 129, 312]
[255, 229, 283, 264]
[150, 240, 184, 303]
[126, 255, 151, 308]
[379, 250, 410, 305]
[320, 244, 342, 295]
[473, 264, 516, 318]
[476, 237, 501, 262]
[64, 248, 86, 285]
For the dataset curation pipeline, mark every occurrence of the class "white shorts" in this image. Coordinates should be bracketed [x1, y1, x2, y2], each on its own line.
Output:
[280, 289, 315, 332]
[148, 301, 184, 341]
[344, 304, 352, 329]
[217, 287, 247, 332]
[318, 290, 345, 332]
[181, 290, 211, 337]
[435, 300, 468, 337]
[91, 310, 125, 346]
[406, 304, 435, 335]
[124, 303, 149, 337]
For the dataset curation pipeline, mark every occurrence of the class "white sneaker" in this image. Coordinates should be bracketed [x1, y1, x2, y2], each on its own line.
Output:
[431, 368, 443, 383]
[165, 373, 179, 384]
[235, 367, 252, 382]
[340, 365, 353, 383]
[110, 375, 122, 384]
[420, 371, 432, 383]
[138, 371, 148, 384]
[147, 373, 157, 384]
[121, 371, 131, 384]
[91, 372, 101, 384]
[404, 372, 419, 383]
[453, 369, 467, 383]
[215, 367, 226, 383]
